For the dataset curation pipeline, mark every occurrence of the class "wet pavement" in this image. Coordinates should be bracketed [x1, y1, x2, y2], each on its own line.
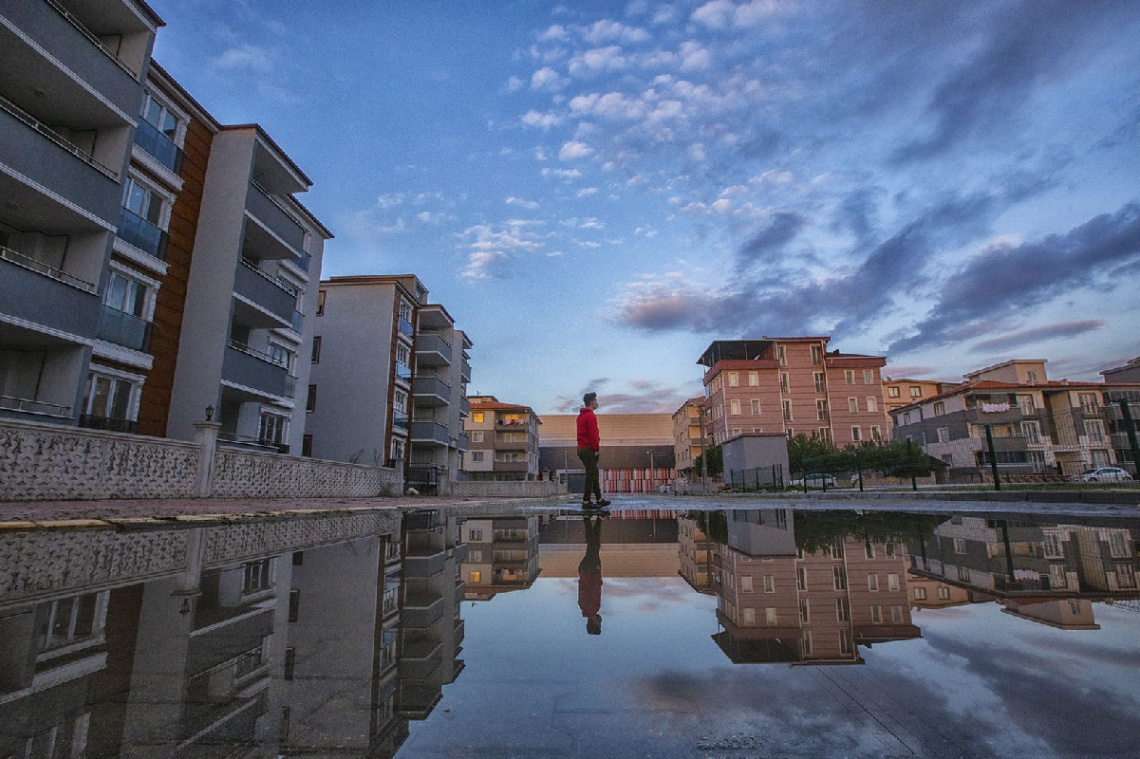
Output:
[1, 494, 1138, 757]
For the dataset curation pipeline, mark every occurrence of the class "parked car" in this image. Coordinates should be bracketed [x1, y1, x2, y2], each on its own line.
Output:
[1080, 467, 1133, 482]
[791, 473, 838, 487]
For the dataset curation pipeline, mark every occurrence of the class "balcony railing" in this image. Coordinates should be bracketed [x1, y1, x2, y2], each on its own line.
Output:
[398, 317, 414, 338]
[393, 411, 409, 430]
[78, 414, 137, 433]
[117, 207, 168, 260]
[410, 420, 449, 444]
[414, 333, 453, 364]
[133, 119, 184, 174]
[228, 339, 288, 368]
[0, 395, 71, 419]
[96, 306, 152, 352]
[0, 244, 96, 293]
[291, 310, 304, 334]
[246, 181, 305, 252]
[396, 362, 412, 381]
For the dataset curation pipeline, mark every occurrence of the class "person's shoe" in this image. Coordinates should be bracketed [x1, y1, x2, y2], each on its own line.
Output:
[581, 501, 593, 509]
[595, 498, 611, 507]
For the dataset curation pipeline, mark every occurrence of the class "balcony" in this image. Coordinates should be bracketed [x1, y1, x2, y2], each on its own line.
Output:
[412, 376, 450, 406]
[96, 306, 151, 352]
[405, 552, 447, 578]
[393, 411, 409, 430]
[494, 437, 528, 451]
[234, 259, 295, 325]
[414, 333, 452, 366]
[410, 420, 450, 445]
[3, 0, 142, 122]
[492, 460, 530, 473]
[290, 310, 304, 334]
[0, 100, 121, 227]
[457, 433, 469, 451]
[399, 317, 414, 338]
[0, 244, 96, 293]
[78, 414, 137, 433]
[222, 341, 288, 398]
[395, 362, 412, 381]
[459, 396, 470, 416]
[116, 207, 167, 260]
[245, 182, 305, 253]
[133, 119, 183, 174]
[460, 359, 472, 383]
[0, 394, 71, 420]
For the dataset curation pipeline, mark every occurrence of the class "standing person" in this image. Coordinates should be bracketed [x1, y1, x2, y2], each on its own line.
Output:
[577, 392, 610, 509]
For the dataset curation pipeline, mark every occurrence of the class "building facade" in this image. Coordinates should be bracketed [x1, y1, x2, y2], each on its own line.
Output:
[305, 275, 471, 481]
[463, 396, 541, 480]
[697, 338, 890, 448]
[882, 377, 957, 413]
[671, 397, 706, 477]
[890, 359, 1140, 479]
[538, 412, 676, 493]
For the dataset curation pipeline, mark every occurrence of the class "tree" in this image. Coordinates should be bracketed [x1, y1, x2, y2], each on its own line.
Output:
[694, 444, 723, 477]
[787, 434, 838, 475]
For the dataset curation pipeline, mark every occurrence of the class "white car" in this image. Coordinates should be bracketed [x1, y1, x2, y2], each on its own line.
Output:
[1080, 467, 1133, 482]
[791, 474, 838, 487]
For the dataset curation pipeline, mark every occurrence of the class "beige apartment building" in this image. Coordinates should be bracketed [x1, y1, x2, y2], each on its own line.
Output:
[463, 395, 541, 480]
[672, 397, 706, 477]
[538, 412, 676, 492]
[697, 338, 890, 448]
[882, 377, 957, 413]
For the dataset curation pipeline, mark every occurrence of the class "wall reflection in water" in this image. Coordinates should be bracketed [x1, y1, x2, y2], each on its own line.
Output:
[0, 509, 464, 758]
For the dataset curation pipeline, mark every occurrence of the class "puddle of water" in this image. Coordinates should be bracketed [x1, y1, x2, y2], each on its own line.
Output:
[1, 502, 1137, 758]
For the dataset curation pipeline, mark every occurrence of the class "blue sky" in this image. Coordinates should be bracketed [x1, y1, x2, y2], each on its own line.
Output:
[149, 0, 1140, 414]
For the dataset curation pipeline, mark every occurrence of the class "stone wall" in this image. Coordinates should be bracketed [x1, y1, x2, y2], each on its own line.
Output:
[0, 418, 401, 501]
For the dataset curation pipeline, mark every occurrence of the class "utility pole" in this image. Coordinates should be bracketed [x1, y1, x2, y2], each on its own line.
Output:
[984, 424, 1001, 491]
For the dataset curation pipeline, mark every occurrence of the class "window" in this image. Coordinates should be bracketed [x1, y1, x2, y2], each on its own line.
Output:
[259, 412, 287, 446]
[469, 571, 482, 583]
[865, 543, 876, 559]
[765, 607, 778, 625]
[742, 607, 756, 624]
[910, 386, 922, 398]
[913, 587, 927, 600]
[818, 427, 832, 444]
[888, 386, 900, 398]
[783, 400, 792, 421]
[957, 565, 971, 582]
[1027, 370, 1038, 383]
[845, 370, 855, 385]
[953, 537, 967, 554]
[471, 451, 484, 462]
[871, 425, 882, 441]
[393, 389, 407, 413]
[891, 606, 903, 623]
[398, 299, 413, 323]
[122, 175, 164, 226]
[933, 401, 945, 416]
[799, 597, 810, 622]
[848, 397, 858, 413]
[867, 574, 879, 591]
[814, 372, 826, 392]
[471, 430, 484, 442]
[391, 437, 405, 460]
[864, 369, 873, 384]
[811, 345, 823, 364]
[866, 396, 877, 412]
[851, 426, 862, 442]
[833, 566, 847, 590]
[816, 400, 828, 420]
[764, 575, 775, 593]
[38, 593, 102, 651]
[316, 289, 326, 315]
[887, 573, 899, 591]
[395, 343, 410, 366]
[288, 589, 300, 622]
[740, 575, 753, 592]
[141, 91, 182, 143]
[301, 434, 312, 457]
[1022, 420, 1042, 444]
[242, 559, 272, 594]
[267, 343, 294, 371]
[779, 373, 789, 392]
[472, 411, 484, 423]
[937, 586, 951, 600]
[730, 399, 741, 415]
[306, 384, 317, 412]
[777, 345, 787, 365]
[836, 598, 850, 622]
[796, 566, 807, 591]
[284, 648, 295, 680]
[728, 372, 739, 387]
[1084, 419, 1106, 443]
[311, 336, 321, 362]
[104, 270, 149, 317]
[802, 630, 813, 655]
[748, 371, 759, 386]
[82, 372, 135, 424]
[871, 605, 882, 623]
[937, 427, 949, 443]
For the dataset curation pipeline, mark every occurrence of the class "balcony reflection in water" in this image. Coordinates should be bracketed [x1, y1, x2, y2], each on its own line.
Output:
[1, 503, 1138, 759]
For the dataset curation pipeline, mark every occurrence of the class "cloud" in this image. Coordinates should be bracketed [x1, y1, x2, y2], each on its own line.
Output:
[522, 110, 562, 129]
[581, 20, 651, 45]
[458, 221, 546, 280]
[506, 196, 540, 210]
[542, 167, 583, 179]
[969, 321, 1107, 353]
[213, 43, 273, 73]
[559, 140, 594, 160]
[736, 212, 804, 272]
[531, 67, 570, 91]
[892, 203, 1140, 354]
[577, 187, 598, 198]
[568, 46, 629, 77]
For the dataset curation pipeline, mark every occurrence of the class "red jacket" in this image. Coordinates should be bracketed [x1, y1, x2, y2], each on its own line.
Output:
[577, 407, 600, 452]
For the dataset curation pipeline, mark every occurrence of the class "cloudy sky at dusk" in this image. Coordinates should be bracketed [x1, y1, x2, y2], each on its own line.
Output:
[148, 0, 1140, 414]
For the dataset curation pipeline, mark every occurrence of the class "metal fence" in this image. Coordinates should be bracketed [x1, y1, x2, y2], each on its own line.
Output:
[724, 464, 785, 493]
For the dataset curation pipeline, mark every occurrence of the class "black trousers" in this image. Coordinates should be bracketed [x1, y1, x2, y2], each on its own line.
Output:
[578, 446, 602, 501]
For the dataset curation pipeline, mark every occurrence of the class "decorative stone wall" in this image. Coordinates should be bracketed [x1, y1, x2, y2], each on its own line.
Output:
[200, 511, 401, 565]
[210, 448, 403, 499]
[0, 418, 402, 501]
[0, 419, 199, 501]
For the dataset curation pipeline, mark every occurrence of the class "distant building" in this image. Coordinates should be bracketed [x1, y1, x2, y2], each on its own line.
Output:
[889, 359, 1140, 479]
[882, 377, 958, 413]
[1101, 356, 1140, 384]
[305, 275, 472, 484]
[697, 338, 890, 448]
[720, 432, 790, 487]
[461, 516, 541, 601]
[463, 396, 541, 480]
[539, 412, 676, 493]
[671, 397, 707, 477]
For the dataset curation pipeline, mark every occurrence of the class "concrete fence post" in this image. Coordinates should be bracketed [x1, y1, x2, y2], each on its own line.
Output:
[193, 421, 222, 497]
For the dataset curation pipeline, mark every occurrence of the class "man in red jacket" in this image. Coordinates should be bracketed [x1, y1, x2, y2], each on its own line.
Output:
[576, 392, 610, 508]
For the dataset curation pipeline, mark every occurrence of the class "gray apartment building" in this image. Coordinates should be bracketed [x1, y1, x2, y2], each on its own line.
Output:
[305, 275, 472, 485]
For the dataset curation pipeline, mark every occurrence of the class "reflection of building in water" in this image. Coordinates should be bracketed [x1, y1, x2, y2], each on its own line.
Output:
[0, 511, 442, 758]
[678, 516, 717, 593]
[399, 510, 467, 720]
[462, 516, 542, 600]
[538, 513, 681, 578]
[908, 516, 1140, 629]
[711, 510, 920, 665]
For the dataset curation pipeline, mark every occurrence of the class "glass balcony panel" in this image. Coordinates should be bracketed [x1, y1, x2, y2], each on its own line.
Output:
[133, 119, 183, 174]
[116, 207, 168, 260]
[96, 305, 151, 351]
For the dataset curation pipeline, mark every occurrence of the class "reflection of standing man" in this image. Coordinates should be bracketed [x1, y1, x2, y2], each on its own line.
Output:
[578, 515, 604, 635]
[577, 392, 610, 508]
